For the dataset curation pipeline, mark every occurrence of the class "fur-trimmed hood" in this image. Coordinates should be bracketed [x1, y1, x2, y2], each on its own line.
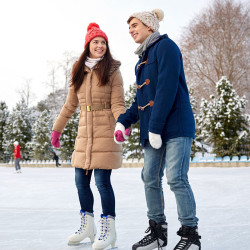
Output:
[84, 59, 121, 76]
[109, 60, 121, 75]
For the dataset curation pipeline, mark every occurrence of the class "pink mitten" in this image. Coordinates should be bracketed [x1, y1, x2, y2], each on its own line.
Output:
[124, 128, 131, 137]
[114, 130, 125, 142]
[114, 122, 132, 144]
[51, 130, 61, 148]
[114, 127, 131, 143]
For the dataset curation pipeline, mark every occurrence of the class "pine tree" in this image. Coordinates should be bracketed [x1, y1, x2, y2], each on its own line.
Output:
[196, 76, 249, 157]
[59, 109, 79, 161]
[3, 99, 32, 161]
[122, 84, 143, 161]
[188, 89, 205, 158]
[0, 102, 9, 162]
[31, 110, 53, 160]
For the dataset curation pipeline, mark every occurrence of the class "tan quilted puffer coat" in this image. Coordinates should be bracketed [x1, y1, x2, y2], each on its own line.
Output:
[52, 61, 126, 170]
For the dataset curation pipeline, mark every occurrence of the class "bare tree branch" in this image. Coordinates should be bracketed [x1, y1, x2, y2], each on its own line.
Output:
[180, 0, 250, 111]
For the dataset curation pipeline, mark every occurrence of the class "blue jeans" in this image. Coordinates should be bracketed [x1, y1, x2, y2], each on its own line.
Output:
[75, 168, 115, 217]
[15, 158, 21, 170]
[142, 137, 198, 227]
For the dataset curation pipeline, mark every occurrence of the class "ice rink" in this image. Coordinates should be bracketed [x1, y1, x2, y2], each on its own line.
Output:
[0, 166, 250, 250]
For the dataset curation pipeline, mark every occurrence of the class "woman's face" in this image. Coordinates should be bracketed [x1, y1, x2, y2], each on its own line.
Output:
[89, 37, 107, 58]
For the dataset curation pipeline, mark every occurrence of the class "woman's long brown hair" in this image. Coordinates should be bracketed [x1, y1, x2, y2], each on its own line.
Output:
[70, 43, 116, 92]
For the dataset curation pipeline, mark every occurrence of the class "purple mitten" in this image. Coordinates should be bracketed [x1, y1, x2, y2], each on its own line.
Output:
[51, 130, 61, 148]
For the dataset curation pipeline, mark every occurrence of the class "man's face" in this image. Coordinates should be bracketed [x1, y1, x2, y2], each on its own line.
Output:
[128, 18, 153, 44]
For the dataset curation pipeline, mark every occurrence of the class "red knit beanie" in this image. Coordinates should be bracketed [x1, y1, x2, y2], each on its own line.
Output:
[84, 23, 109, 48]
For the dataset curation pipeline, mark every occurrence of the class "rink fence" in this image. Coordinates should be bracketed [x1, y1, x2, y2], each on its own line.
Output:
[1, 157, 250, 168]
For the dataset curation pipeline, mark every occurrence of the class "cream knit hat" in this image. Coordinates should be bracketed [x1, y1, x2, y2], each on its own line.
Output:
[127, 9, 164, 32]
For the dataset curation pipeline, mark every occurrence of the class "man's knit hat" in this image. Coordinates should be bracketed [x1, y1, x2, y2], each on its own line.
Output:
[14, 141, 18, 146]
[84, 23, 108, 48]
[127, 9, 164, 32]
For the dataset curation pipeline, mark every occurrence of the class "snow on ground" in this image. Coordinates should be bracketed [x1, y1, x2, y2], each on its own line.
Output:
[0, 166, 250, 250]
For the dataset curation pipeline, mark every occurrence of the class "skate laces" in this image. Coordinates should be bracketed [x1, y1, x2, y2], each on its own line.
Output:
[76, 212, 87, 234]
[174, 236, 201, 250]
[98, 215, 109, 240]
[174, 238, 191, 250]
[138, 224, 165, 250]
[139, 226, 157, 245]
[174, 227, 201, 250]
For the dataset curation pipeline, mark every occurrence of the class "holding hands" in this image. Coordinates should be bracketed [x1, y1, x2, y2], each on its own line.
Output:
[114, 123, 162, 149]
[114, 122, 131, 144]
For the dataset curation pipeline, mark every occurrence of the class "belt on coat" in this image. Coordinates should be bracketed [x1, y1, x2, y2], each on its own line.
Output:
[81, 103, 111, 112]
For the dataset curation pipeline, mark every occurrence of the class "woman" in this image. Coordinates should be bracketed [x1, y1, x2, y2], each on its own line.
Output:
[51, 23, 128, 249]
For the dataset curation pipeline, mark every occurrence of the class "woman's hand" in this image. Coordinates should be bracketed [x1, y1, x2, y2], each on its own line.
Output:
[51, 131, 62, 148]
[114, 122, 131, 144]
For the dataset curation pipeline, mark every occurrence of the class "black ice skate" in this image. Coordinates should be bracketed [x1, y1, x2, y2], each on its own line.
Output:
[132, 220, 168, 250]
[173, 226, 201, 250]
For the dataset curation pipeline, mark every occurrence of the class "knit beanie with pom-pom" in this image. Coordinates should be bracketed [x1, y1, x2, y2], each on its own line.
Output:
[127, 9, 164, 32]
[84, 23, 108, 48]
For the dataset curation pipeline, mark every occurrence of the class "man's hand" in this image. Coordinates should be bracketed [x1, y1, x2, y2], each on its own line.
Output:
[149, 132, 162, 149]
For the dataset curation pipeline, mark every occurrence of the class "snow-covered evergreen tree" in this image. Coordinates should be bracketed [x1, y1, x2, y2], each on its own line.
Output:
[196, 76, 249, 157]
[37, 88, 67, 121]
[3, 99, 32, 160]
[59, 109, 79, 161]
[188, 89, 205, 158]
[0, 101, 9, 162]
[122, 84, 143, 161]
[189, 88, 197, 115]
[31, 110, 53, 160]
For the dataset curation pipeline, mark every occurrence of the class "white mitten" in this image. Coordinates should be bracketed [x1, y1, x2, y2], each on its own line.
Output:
[149, 132, 162, 149]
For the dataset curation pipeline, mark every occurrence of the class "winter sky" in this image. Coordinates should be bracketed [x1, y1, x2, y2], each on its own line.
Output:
[0, 0, 248, 109]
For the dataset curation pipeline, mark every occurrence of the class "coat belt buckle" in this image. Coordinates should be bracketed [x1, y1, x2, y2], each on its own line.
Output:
[86, 105, 91, 112]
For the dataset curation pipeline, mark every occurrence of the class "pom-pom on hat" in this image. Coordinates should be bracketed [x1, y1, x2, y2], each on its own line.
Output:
[127, 9, 164, 32]
[84, 23, 108, 48]
[14, 141, 19, 146]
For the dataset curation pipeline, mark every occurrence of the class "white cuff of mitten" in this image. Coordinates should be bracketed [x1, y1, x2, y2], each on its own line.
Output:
[114, 135, 124, 144]
[114, 122, 129, 139]
[149, 132, 162, 149]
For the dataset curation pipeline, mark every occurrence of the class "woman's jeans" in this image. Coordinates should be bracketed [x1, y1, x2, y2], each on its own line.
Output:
[142, 137, 198, 227]
[75, 168, 115, 217]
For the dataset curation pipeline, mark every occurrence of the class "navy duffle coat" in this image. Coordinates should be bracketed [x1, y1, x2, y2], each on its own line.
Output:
[117, 34, 195, 147]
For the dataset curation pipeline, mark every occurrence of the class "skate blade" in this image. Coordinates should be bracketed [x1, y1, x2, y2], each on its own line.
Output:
[93, 247, 118, 250]
[68, 241, 92, 246]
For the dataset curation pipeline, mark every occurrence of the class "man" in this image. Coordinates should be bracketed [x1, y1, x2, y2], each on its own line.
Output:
[114, 9, 201, 250]
[13, 141, 21, 173]
[52, 151, 61, 167]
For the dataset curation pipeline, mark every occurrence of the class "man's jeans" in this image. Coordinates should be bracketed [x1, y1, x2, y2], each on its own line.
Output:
[75, 168, 115, 217]
[142, 137, 198, 227]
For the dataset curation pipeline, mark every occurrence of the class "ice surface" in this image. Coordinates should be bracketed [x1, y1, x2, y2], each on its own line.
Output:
[0, 166, 250, 250]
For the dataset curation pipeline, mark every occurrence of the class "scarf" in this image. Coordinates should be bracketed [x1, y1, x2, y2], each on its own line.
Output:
[134, 31, 161, 57]
[85, 56, 103, 70]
